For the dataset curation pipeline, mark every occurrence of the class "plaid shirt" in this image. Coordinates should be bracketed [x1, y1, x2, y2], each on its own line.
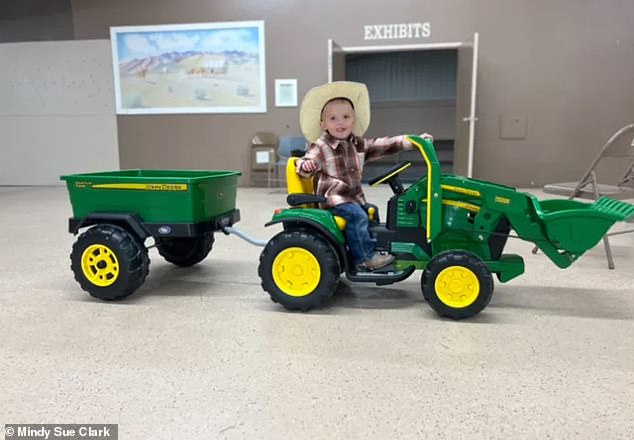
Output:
[296, 132, 413, 208]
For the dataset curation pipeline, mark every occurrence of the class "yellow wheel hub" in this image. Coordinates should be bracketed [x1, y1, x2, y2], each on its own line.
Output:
[81, 244, 119, 287]
[435, 265, 480, 308]
[272, 247, 321, 297]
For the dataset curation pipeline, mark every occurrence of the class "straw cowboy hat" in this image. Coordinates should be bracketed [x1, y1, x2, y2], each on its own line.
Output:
[299, 81, 371, 143]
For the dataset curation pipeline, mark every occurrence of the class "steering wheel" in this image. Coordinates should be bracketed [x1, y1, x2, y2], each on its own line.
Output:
[368, 161, 412, 194]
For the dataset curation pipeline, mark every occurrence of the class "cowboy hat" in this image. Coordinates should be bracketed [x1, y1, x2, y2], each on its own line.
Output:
[299, 81, 371, 143]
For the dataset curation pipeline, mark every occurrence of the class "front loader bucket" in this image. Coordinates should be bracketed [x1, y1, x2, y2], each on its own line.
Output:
[537, 197, 634, 254]
[591, 196, 634, 221]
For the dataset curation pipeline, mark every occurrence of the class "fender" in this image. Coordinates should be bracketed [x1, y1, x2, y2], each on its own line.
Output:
[266, 217, 347, 261]
[68, 212, 150, 239]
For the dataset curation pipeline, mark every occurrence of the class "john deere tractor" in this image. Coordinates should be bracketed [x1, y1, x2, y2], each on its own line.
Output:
[258, 136, 634, 319]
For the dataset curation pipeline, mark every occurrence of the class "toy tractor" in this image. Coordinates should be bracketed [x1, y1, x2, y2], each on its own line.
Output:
[258, 136, 634, 319]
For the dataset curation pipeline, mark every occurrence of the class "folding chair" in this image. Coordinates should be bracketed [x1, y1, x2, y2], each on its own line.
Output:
[273, 135, 307, 188]
[539, 123, 634, 268]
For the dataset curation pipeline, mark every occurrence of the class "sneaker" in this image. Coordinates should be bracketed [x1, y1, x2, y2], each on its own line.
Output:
[359, 252, 395, 271]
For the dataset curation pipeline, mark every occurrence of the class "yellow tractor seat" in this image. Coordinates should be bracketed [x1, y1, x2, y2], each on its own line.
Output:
[286, 158, 347, 230]
[285, 157, 378, 229]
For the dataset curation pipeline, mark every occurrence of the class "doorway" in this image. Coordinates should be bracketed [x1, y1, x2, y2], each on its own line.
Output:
[328, 35, 479, 181]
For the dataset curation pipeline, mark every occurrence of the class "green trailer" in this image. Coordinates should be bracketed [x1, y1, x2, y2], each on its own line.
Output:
[61, 169, 240, 300]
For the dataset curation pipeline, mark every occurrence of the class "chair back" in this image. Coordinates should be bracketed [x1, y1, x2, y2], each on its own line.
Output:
[278, 135, 307, 160]
[586, 124, 634, 186]
[601, 125, 634, 158]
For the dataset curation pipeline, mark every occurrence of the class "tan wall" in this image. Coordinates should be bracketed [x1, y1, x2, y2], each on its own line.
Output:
[0, 40, 119, 185]
[70, 0, 634, 187]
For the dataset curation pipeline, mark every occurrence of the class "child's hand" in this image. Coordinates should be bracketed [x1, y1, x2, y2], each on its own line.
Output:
[300, 159, 318, 173]
[420, 132, 433, 142]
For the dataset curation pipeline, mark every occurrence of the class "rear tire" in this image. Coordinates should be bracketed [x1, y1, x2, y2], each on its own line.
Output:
[155, 233, 214, 267]
[70, 224, 149, 301]
[258, 230, 340, 311]
[422, 251, 493, 319]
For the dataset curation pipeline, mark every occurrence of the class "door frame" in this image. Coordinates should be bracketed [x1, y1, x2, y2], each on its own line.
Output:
[328, 35, 479, 177]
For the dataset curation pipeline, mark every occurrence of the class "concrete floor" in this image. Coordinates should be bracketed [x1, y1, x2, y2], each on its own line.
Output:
[1, 185, 633, 439]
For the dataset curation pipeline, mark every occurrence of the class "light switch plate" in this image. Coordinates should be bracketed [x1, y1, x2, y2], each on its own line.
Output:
[500, 114, 527, 139]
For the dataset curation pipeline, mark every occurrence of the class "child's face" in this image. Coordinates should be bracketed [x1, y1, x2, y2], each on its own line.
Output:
[320, 99, 356, 140]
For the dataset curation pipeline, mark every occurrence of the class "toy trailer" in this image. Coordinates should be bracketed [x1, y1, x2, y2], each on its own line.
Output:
[61, 169, 240, 301]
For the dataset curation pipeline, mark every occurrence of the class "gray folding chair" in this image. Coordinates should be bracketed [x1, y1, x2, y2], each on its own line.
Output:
[273, 135, 307, 188]
[539, 123, 634, 268]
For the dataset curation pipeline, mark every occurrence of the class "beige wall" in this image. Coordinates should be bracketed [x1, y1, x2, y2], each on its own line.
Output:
[70, 0, 634, 187]
[0, 40, 119, 185]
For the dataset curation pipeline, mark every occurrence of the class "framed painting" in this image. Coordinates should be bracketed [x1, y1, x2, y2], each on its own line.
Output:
[110, 21, 266, 114]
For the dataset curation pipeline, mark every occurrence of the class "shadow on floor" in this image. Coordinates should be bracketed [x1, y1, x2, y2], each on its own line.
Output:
[329, 280, 421, 310]
[69, 259, 632, 322]
[490, 284, 633, 320]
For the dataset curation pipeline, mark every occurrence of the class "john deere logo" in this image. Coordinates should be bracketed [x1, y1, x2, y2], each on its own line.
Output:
[91, 183, 188, 191]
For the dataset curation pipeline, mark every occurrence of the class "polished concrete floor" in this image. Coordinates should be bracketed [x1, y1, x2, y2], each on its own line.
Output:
[1, 185, 633, 439]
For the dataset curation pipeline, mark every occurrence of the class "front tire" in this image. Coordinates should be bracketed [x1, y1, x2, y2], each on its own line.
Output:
[70, 224, 150, 301]
[258, 230, 340, 311]
[155, 233, 214, 267]
[422, 251, 493, 319]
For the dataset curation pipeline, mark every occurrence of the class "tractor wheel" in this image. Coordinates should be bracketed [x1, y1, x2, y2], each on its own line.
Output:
[155, 233, 214, 267]
[421, 251, 493, 319]
[258, 230, 340, 311]
[70, 224, 149, 301]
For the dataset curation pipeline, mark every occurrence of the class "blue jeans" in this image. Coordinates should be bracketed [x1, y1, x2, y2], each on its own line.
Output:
[330, 203, 376, 264]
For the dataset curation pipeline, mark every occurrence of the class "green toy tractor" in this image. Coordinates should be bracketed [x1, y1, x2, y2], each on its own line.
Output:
[258, 136, 634, 319]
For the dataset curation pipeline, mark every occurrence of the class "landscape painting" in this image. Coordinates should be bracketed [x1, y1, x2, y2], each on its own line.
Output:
[110, 21, 266, 114]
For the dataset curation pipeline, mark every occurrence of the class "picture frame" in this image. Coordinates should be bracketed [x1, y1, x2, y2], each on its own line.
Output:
[275, 79, 298, 107]
[110, 21, 266, 114]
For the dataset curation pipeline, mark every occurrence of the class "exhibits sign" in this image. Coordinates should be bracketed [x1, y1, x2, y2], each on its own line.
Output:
[363, 23, 431, 40]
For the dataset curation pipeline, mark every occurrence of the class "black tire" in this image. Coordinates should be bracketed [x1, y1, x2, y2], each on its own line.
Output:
[421, 251, 493, 319]
[70, 224, 150, 301]
[258, 230, 340, 311]
[155, 233, 214, 267]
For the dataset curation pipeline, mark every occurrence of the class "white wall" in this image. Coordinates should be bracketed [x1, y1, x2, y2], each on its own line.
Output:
[0, 40, 119, 185]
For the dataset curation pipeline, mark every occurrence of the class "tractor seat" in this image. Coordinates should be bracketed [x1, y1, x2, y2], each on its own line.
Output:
[285, 158, 377, 230]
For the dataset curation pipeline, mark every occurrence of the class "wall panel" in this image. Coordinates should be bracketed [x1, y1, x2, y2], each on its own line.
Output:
[0, 40, 118, 185]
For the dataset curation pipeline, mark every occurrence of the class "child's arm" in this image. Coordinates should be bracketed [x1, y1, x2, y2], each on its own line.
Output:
[295, 143, 322, 178]
[364, 133, 433, 162]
